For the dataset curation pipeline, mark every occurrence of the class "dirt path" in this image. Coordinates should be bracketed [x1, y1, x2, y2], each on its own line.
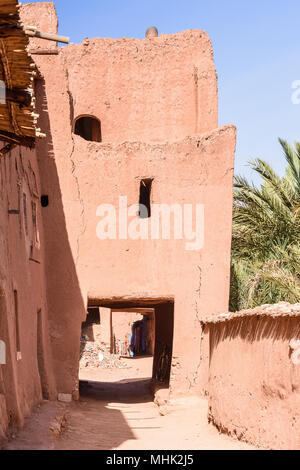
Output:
[3, 358, 255, 450]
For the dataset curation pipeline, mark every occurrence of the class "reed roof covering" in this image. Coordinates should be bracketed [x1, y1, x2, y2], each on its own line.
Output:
[0, 0, 38, 152]
[202, 302, 300, 325]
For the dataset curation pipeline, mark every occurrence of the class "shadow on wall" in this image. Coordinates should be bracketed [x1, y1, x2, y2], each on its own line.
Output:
[35, 78, 86, 398]
[0, 285, 22, 429]
[209, 316, 300, 361]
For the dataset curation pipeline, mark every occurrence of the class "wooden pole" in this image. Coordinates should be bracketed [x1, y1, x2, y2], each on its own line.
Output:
[24, 28, 69, 44]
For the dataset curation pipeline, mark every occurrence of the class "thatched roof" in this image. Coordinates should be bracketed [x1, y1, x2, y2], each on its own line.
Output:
[0, 0, 39, 153]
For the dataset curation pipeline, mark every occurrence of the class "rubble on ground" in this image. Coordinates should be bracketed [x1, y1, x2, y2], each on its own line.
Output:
[79, 338, 129, 370]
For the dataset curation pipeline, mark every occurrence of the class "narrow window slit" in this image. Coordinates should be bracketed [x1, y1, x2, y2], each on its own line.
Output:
[139, 179, 153, 219]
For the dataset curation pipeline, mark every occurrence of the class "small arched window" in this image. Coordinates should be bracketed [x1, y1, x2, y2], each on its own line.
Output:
[74, 115, 102, 142]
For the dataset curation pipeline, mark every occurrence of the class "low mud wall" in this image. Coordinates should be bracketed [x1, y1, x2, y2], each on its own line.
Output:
[205, 303, 300, 450]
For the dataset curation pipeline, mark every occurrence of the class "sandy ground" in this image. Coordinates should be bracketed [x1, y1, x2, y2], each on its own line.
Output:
[3, 357, 255, 450]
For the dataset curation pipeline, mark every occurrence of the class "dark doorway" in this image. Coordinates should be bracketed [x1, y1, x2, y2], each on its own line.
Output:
[79, 298, 174, 400]
[37, 310, 49, 399]
[111, 308, 155, 358]
[152, 302, 174, 385]
[13, 290, 20, 356]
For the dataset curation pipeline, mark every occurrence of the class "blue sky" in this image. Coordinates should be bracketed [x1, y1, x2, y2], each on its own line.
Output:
[25, 0, 300, 184]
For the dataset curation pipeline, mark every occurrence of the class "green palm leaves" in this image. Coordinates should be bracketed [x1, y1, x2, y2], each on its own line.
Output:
[230, 139, 300, 311]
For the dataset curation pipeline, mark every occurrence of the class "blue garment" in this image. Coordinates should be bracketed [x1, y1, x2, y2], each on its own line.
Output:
[141, 318, 147, 353]
[129, 334, 134, 357]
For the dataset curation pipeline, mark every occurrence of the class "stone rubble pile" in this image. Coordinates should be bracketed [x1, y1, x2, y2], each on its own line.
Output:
[79, 338, 129, 370]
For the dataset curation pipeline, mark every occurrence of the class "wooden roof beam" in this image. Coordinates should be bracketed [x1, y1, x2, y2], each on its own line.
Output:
[5, 88, 32, 107]
[0, 129, 34, 147]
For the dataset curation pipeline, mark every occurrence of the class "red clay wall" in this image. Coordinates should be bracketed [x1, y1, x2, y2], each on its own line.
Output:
[69, 128, 235, 398]
[0, 144, 56, 440]
[62, 32, 218, 143]
[207, 305, 300, 450]
[21, 2, 218, 145]
[19, 2, 235, 401]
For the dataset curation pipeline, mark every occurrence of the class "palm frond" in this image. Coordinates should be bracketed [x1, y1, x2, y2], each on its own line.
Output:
[230, 140, 300, 310]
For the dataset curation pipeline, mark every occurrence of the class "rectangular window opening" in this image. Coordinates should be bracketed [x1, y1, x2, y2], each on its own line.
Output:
[139, 179, 153, 219]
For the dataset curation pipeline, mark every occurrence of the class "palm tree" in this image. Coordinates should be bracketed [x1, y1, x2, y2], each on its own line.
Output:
[230, 139, 300, 311]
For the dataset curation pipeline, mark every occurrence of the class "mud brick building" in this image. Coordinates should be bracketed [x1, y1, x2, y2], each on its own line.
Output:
[0, 1, 235, 439]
